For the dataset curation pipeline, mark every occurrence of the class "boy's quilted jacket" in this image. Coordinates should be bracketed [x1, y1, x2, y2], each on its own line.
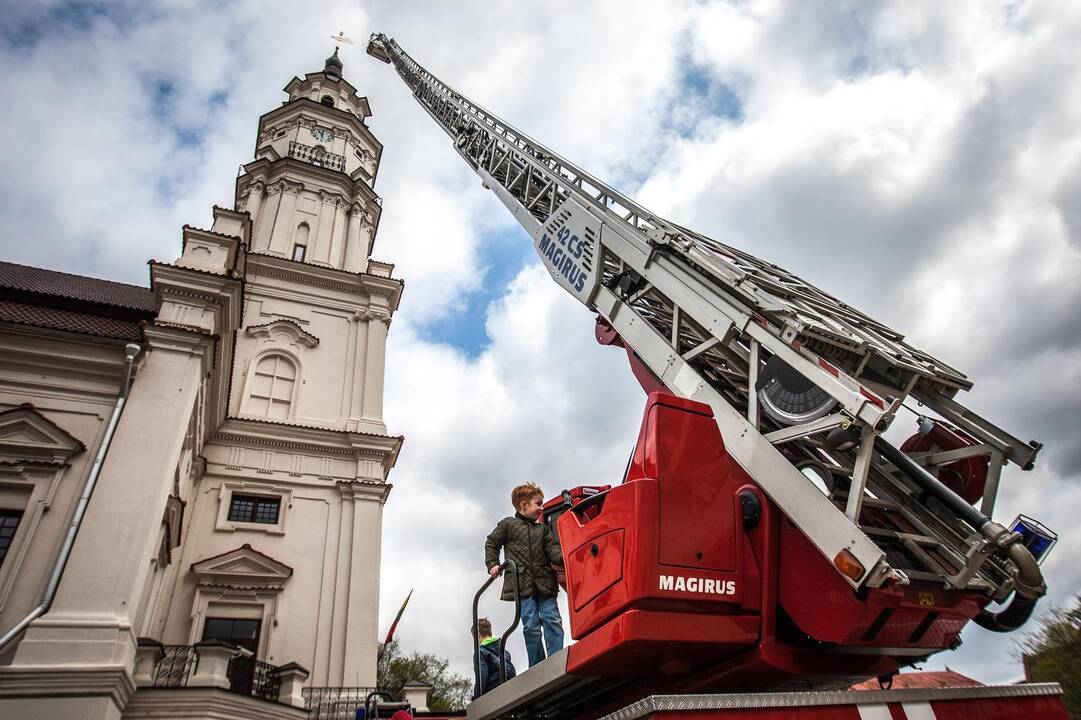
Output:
[484, 513, 563, 600]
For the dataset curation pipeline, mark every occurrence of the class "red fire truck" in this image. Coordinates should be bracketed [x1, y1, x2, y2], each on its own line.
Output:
[366, 34, 1067, 720]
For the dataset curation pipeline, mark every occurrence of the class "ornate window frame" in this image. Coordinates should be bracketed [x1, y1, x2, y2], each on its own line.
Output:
[239, 350, 301, 421]
[188, 544, 293, 661]
[238, 321, 319, 423]
[0, 406, 84, 612]
[215, 480, 292, 535]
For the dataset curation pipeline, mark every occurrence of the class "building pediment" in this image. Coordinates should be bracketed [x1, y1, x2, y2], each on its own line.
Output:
[191, 543, 293, 589]
[245, 319, 319, 348]
[0, 404, 85, 464]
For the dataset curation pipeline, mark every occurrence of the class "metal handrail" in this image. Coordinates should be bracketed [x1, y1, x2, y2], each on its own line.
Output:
[365, 689, 400, 718]
[471, 559, 521, 698]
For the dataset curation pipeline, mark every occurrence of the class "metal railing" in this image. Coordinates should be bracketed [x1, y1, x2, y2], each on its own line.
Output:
[149, 643, 284, 703]
[303, 687, 384, 719]
[288, 141, 346, 172]
[153, 645, 198, 688]
[472, 559, 521, 699]
[228, 653, 283, 701]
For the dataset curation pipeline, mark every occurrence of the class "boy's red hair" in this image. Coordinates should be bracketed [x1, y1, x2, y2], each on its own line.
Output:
[511, 483, 543, 510]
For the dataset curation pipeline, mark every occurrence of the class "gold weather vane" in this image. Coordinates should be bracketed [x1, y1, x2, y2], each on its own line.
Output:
[331, 31, 355, 51]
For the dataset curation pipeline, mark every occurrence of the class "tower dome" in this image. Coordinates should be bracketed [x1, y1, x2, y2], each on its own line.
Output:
[324, 48, 344, 82]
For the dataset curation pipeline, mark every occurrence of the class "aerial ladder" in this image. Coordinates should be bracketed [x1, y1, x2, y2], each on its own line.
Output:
[366, 34, 1060, 720]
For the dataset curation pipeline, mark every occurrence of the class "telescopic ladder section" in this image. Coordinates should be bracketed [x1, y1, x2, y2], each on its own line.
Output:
[367, 35, 1041, 598]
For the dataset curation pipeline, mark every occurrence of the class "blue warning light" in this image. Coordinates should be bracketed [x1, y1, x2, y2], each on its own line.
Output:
[1009, 514, 1057, 564]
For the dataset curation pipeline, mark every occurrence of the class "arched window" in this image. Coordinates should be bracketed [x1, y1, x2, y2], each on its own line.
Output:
[245, 355, 297, 419]
[292, 222, 309, 262]
[320, 95, 335, 107]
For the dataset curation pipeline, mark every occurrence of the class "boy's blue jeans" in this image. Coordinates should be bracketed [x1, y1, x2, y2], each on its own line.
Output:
[520, 594, 563, 667]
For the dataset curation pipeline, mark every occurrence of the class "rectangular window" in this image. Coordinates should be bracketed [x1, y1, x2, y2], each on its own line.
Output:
[292, 244, 306, 262]
[227, 495, 280, 525]
[0, 510, 23, 570]
[203, 617, 261, 655]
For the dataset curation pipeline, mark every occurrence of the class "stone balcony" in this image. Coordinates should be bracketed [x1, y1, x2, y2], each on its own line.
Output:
[126, 638, 309, 718]
[127, 640, 431, 719]
[288, 141, 346, 172]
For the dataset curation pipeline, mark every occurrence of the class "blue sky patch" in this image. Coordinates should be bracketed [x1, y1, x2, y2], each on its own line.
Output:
[672, 60, 744, 134]
[416, 226, 537, 357]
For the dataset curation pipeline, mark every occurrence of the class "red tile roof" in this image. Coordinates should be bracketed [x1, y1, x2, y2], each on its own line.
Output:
[0, 261, 157, 312]
[0, 298, 144, 341]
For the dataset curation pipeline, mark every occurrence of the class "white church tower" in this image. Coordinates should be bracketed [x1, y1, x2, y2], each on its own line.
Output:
[0, 49, 403, 718]
[153, 47, 404, 687]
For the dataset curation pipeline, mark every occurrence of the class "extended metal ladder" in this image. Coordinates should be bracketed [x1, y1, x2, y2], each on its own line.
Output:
[367, 35, 1041, 599]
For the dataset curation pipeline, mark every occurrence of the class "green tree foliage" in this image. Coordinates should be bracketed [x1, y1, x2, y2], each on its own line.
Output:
[377, 639, 473, 711]
[1013, 596, 1081, 719]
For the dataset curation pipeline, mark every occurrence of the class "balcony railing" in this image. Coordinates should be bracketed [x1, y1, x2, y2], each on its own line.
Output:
[228, 653, 283, 701]
[303, 687, 387, 720]
[153, 645, 198, 688]
[149, 643, 284, 702]
[288, 141, 346, 172]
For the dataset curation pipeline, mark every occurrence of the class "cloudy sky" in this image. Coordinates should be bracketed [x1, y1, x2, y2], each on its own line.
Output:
[2, 0, 1079, 688]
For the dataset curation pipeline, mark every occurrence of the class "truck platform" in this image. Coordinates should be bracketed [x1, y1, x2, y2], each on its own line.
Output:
[471, 681, 1066, 720]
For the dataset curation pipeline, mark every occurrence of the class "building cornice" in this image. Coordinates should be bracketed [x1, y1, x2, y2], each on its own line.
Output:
[0, 329, 135, 401]
[149, 261, 243, 300]
[122, 687, 308, 719]
[212, 417, 403, 464]
[259, 97, 381, 157]
[244, 253, 403, 310]
[142, 324, 215, 355]
[338, 479, 393, 503]
[0, 665, 136, 707]
[238, 156, 382, 208]
[283, 73, 369, 113]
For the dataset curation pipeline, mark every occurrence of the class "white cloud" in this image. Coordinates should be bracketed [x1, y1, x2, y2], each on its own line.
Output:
[2, 0, 1079, 692]
[381, 264, 643, 671]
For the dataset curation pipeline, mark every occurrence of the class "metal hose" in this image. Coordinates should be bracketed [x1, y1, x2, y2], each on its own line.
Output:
[972, 540, 1046, 632]
[872, 436, 1046, 632]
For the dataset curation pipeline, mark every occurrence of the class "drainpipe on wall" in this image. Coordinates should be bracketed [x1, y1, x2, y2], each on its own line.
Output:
[0, 342, 142, 654]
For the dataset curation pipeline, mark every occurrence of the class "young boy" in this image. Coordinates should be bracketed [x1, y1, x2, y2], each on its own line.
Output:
[484, 483, 564, 668]
[475, 617, 516, 695]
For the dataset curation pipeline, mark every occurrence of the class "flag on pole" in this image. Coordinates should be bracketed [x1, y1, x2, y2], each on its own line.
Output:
[378, 588, 413, 659]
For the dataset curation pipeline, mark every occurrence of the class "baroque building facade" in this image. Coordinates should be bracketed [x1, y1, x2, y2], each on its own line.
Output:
[0, 51, 404, 719]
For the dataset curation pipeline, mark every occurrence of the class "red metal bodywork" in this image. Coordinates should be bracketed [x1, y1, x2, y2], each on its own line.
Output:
[552, 391, 993, 691]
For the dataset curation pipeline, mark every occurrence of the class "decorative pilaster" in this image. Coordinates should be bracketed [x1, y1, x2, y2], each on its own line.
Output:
[329, 196, 349, 268]
[360, 306, 390, 431]
[313, 190, 337, 264]
[242, 180, 266, 229]
[269, 182, 302, 255]
[327, 483, 356, 686]
[253, 184, 282, 252]
[347, 309, 371, 432]
[362, 215, 375, 258]
[343, 203, 367, 273]
[339, 482, 387, 687]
